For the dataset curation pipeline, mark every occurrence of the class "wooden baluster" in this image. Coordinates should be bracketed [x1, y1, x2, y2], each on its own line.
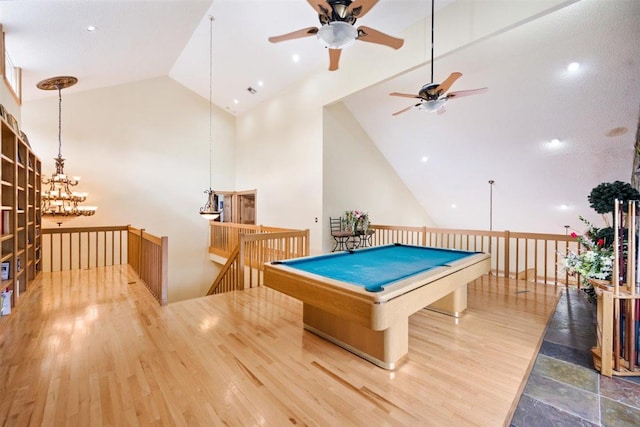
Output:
[627, 201, 636, 371]
[543, 239, 548, 284]
[58, 233, 62, 271]
[613, 199, 621, 372]
[533, 240, 538, 285]
[504, 231, 510, 280]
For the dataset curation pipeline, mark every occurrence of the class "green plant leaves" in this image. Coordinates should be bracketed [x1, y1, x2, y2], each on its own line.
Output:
[587, 181, 640, 214]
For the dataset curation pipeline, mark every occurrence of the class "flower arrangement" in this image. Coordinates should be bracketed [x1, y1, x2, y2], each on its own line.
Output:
[563, 216, 614, 287]
[343, 210, 370, 233]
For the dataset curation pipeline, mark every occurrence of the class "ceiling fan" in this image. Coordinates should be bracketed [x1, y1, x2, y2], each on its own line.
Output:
[389, 0, 487, 116]
[268, 0, 404, 71]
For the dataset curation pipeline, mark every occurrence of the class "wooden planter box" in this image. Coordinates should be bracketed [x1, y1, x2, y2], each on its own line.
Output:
[591, 280, 640, 377]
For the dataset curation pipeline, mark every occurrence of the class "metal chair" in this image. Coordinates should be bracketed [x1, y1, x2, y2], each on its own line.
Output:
[330, 217, 352, 252]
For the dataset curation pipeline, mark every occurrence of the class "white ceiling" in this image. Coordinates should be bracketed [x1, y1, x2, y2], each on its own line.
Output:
[1, 0, 639, 233]
[0, 0, 210, 100]
[1, 0, 440, 114]
[171, 0, 447, 115]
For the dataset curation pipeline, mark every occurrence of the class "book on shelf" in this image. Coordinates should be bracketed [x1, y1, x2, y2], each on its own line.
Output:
[1, 261, 9, 280]
[1, 211, 9, 234]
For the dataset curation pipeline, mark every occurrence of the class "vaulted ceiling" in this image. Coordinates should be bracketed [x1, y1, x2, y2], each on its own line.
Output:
[1, 0, 638, 233]
[344, 0, 640, 232]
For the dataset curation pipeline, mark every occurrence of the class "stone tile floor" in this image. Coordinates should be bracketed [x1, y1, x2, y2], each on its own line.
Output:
[511, 288, 640, 427]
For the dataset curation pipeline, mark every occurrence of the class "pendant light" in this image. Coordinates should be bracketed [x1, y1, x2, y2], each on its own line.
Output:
[38, 76, 97, 225]
[199, 15, 220, 220]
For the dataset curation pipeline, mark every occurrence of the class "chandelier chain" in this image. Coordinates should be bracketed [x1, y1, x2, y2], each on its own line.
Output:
[57, 87, 63, 159]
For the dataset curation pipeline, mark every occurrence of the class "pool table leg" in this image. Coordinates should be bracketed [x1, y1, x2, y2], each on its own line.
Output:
[303, 304, 408, 370]
[427, 284, 467, 318]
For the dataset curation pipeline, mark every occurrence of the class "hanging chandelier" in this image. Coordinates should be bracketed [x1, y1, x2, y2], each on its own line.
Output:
[199, 15, 220, 220]
[37, 76, 96, 225]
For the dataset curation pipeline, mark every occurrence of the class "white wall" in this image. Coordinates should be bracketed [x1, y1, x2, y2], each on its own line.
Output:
[22, 76, 236, 302]
[322, 102, 434, 252]
[234, 89, 323, 234]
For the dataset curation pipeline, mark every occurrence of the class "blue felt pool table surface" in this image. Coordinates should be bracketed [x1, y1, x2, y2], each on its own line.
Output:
[275, 244, 480, 292]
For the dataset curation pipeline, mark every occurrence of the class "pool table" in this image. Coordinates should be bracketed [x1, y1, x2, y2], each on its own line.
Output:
[263, 244, 491, 369]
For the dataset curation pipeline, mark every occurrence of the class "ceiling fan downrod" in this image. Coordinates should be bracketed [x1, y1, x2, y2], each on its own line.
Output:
[430, 0, 435, 84]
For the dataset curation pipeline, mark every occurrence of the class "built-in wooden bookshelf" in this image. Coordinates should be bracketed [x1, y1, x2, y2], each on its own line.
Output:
[0, 112, 41, 308]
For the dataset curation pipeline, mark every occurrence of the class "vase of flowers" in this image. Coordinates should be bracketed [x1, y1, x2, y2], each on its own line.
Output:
[343, 210, 369, 234]
[563, 216, 614, 302]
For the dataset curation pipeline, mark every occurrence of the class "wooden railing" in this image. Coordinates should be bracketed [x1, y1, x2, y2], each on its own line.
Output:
[209, 222, 295, 259]
[127, 226, 169, 306]
[207, 222, 579, 296]
[42, 225, 168, 305]
[370, 224, 580, 286]
[42, 225, 128, 271]
[208, 229, 309, 295]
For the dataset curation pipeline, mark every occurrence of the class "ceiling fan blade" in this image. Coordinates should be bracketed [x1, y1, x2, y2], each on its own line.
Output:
[268, 27, 319, 43]
[447, 87, 488, 99]
[307, 0, 332, 17]
[356, 26, 404, 50]
[328, 48, 341, 71]
[434, 72, 462, 95]
[347, 0, 379, 18]
[392, 105, 415, 116]
[390, 92, 420, 99]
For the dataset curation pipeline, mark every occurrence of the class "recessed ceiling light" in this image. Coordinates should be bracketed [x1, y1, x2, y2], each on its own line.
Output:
[292, 54, 300, 63]
[451, 204, 457, 209]
[87, 25, 96, 32]
[567, 62, 580, 72]
[550, 138, 560, 145]
[421, 156, 428, 163]
[233, 99, 239, 105]
[257, 80, 264, 87]
[560, 204, 568, 210]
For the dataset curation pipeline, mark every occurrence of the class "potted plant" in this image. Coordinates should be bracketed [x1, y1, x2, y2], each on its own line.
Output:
[563, 181, 639, 301]
[587, 180, 640, 248]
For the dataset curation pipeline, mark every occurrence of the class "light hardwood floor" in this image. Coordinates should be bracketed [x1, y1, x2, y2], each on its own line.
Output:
[0, 266, 560, 426]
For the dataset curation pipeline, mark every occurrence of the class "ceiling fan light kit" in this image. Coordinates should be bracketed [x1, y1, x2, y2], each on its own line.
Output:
[268, 0, 403, 71]
[317, 21, 358, 49]
[418, 99, 447, 113]
[389, 0, 487, 116]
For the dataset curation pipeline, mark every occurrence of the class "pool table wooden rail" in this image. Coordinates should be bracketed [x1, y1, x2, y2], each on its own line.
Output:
[263, 251, 491, 369]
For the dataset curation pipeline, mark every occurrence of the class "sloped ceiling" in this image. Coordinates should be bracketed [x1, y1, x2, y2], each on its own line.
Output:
[1, 0, 438, 114]
[343, 0, 640, 233]
[1, 0, 639, 234]
[0, 0, 211, 100]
